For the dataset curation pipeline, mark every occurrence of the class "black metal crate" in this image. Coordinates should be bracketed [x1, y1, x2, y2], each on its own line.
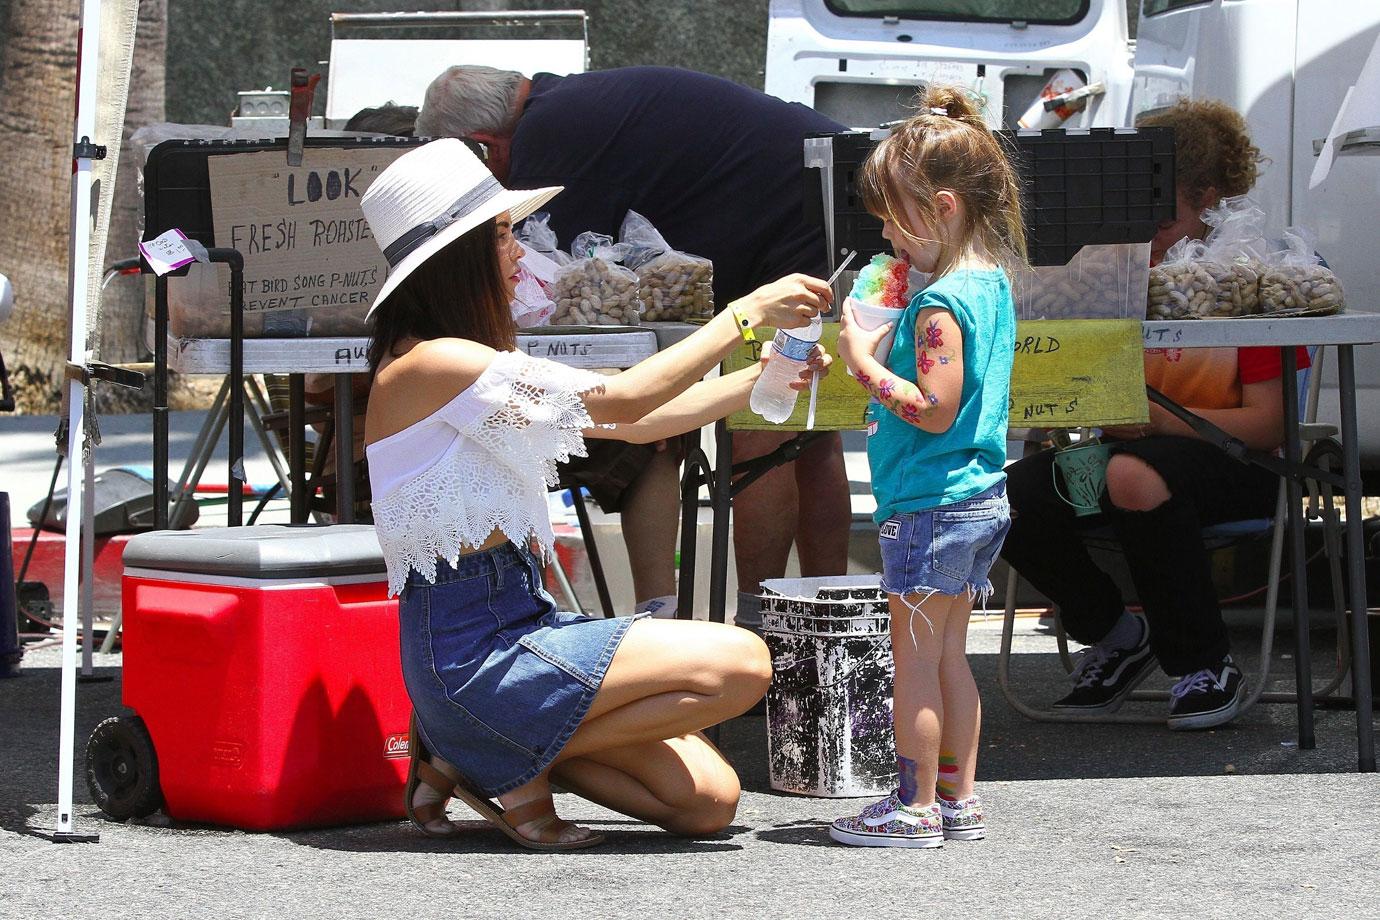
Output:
[810, 127, 1176, 267]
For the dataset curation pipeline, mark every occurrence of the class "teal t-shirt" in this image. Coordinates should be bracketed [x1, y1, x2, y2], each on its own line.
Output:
[867, 268, 1015, 525]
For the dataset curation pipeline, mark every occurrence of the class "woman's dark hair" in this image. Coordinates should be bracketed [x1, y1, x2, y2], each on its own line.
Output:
[367, 218, 514, 373]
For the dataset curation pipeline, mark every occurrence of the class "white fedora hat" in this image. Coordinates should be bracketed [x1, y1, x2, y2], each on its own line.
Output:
[362, 138, 562, 317]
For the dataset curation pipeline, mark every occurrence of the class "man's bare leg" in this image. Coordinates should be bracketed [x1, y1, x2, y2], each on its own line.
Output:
[730, 430, 799, 629]
[792, 431, 851, 577]
[620, 446, 680, 614]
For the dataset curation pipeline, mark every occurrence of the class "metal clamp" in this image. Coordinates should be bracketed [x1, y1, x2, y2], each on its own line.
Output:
[72, 136, 107, 161]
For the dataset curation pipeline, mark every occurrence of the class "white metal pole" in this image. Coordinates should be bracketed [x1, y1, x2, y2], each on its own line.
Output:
[55, 0, 105, 841]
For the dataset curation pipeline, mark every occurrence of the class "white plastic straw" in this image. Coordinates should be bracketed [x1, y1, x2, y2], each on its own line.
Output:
[806, 252, 857, 430]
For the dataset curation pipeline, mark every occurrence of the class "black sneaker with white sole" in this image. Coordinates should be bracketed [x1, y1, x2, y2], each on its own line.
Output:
[1052, 622, 1156, 714]
[1167, 657, 1245, 730]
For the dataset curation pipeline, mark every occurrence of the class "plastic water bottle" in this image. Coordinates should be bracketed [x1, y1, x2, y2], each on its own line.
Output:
[749, 315, 821, 424]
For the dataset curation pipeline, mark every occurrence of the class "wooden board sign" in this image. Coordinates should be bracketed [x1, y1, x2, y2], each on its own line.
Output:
[1010, 319, 1148, 427]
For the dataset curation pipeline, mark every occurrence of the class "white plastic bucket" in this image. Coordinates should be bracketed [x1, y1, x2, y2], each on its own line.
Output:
[759, 576, 897, 798]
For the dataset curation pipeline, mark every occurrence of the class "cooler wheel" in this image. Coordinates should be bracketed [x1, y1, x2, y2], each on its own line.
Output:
[85, 715, 163, 820]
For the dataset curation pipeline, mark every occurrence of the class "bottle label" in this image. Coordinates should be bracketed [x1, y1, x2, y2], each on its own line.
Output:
[772, 329, 814, 362]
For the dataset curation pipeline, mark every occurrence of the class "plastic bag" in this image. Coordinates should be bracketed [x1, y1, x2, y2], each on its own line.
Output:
[618, 210, 714, 323]
[1258, 227, 1345, 315]
[548, 231, 643, 326]
[510, 249, 559, 328]
[1016, 242, 1149, 320]
[515, 212, 571, 267]
[1146, 196, 1266, 319]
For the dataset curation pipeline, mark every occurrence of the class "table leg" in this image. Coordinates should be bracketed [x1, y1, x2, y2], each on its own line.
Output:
[289, 375, 307, 524]
[708, 421, 734, 626]
[334, 376, 354, 523]
[1336, 344, 1376, 772]
[1283, 347, 1315, 748]
[677, 434, 710, 621]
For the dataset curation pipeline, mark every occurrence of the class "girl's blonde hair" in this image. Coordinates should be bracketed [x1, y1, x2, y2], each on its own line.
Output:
[860, 85, 1027, 278]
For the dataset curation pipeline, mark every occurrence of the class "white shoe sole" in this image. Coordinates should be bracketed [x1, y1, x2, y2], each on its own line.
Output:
[942, 826, 986, 841]
[829, 825, 944, 848]
[1167, 683, 1246, 731]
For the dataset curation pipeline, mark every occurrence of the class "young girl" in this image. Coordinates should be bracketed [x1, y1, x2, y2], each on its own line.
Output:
[832, 86, 1026, 848]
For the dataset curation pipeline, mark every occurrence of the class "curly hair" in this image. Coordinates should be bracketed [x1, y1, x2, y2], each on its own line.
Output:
[1136, 98, 1264, 202]
[859, 84, 1027, 278]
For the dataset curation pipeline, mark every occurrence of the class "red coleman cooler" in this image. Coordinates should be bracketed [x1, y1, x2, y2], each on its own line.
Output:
[90, 525, 411, 830]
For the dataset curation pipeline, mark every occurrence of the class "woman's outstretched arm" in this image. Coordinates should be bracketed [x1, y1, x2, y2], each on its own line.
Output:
[581, 274, 832, 425]
[588, 347, 830, 444]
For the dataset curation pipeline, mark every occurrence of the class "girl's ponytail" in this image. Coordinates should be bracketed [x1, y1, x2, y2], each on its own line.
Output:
[917, 85, 986, 133]
[860, 85, 1028, 277]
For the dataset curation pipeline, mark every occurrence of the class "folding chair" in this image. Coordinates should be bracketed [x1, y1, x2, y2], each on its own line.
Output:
[997, 347, 1352, 723]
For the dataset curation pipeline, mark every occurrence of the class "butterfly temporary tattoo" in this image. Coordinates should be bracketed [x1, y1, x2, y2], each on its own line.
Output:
[918, 351, 935, 375]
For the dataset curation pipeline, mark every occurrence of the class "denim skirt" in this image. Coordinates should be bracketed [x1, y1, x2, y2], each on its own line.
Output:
[398, 541, 640, 797]
[877, 481, 1012, 603]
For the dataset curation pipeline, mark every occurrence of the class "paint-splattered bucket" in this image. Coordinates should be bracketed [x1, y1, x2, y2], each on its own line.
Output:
[759, 576, 897, 798]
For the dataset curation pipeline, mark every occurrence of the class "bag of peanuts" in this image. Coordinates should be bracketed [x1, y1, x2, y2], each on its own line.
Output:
[1146, 196, 1267, 320]
[618, 210, 715, 323]
[1257, 228, 1345, 315]
[547, 231, 644, 327]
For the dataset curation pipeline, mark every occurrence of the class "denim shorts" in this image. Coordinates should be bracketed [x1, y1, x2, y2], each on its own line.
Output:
[397, 542, 642, 797]
[878, 482, 1012, 602]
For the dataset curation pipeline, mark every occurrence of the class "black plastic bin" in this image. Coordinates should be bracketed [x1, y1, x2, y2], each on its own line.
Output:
[810, 126, 1176, 267]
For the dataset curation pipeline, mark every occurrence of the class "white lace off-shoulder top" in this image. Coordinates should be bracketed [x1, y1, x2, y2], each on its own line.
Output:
[366, 350, 609, 597]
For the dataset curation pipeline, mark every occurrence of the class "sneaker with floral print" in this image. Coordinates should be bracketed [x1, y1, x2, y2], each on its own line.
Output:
[936, 791, 985, 840]
[829, 792, 944, 848]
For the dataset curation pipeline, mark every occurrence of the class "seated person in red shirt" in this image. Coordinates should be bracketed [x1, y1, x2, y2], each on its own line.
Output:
[999, 98, 1303, 730]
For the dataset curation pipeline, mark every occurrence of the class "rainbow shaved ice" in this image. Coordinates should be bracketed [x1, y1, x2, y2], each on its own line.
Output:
[849, 253, 911, 308]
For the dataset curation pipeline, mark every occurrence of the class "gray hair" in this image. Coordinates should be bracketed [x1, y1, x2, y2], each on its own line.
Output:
[416, 65, 526, 139]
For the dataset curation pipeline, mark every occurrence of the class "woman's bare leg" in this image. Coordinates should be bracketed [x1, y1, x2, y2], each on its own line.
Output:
[490, 619, 769, 842]
[551, 732, 742, 837]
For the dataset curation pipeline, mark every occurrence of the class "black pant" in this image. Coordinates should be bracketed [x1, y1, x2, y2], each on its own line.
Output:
[1000, 436, 1280, 676]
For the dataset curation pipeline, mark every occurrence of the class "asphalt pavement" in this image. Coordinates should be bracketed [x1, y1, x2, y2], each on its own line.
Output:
[2, 618, 1377, 920]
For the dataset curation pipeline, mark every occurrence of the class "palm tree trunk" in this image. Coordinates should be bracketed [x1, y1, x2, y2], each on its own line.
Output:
[0, 0, 165, 414]
[0, 0, 80, 414]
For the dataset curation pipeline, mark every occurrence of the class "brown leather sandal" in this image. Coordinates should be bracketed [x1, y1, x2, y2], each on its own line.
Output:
[448, 776, 606, 852]
[404, 715, 461, 838]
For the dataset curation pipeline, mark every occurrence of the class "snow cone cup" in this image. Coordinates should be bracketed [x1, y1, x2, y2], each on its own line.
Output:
[846, 295, 904, 364]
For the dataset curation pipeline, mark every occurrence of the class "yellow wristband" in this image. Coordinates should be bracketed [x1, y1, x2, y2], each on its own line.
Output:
[729, 303, 757, 343]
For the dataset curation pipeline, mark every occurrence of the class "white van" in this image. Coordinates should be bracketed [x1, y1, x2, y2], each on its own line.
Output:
[767, 0, 1380, 480]
[765, 0, 1135, 129]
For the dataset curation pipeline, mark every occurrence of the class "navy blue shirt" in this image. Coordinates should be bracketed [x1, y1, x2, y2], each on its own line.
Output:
[508, 67, 844, 305]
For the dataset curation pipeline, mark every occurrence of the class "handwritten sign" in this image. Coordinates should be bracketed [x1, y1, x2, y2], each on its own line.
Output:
[139, 228, 196, 276]
[206, 148, 406, 322]
[517, 329, 657, 369]
[722, 318, 1147, 433]
[723, 324, 870, 431]
[1010, 319, 1147, 427]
